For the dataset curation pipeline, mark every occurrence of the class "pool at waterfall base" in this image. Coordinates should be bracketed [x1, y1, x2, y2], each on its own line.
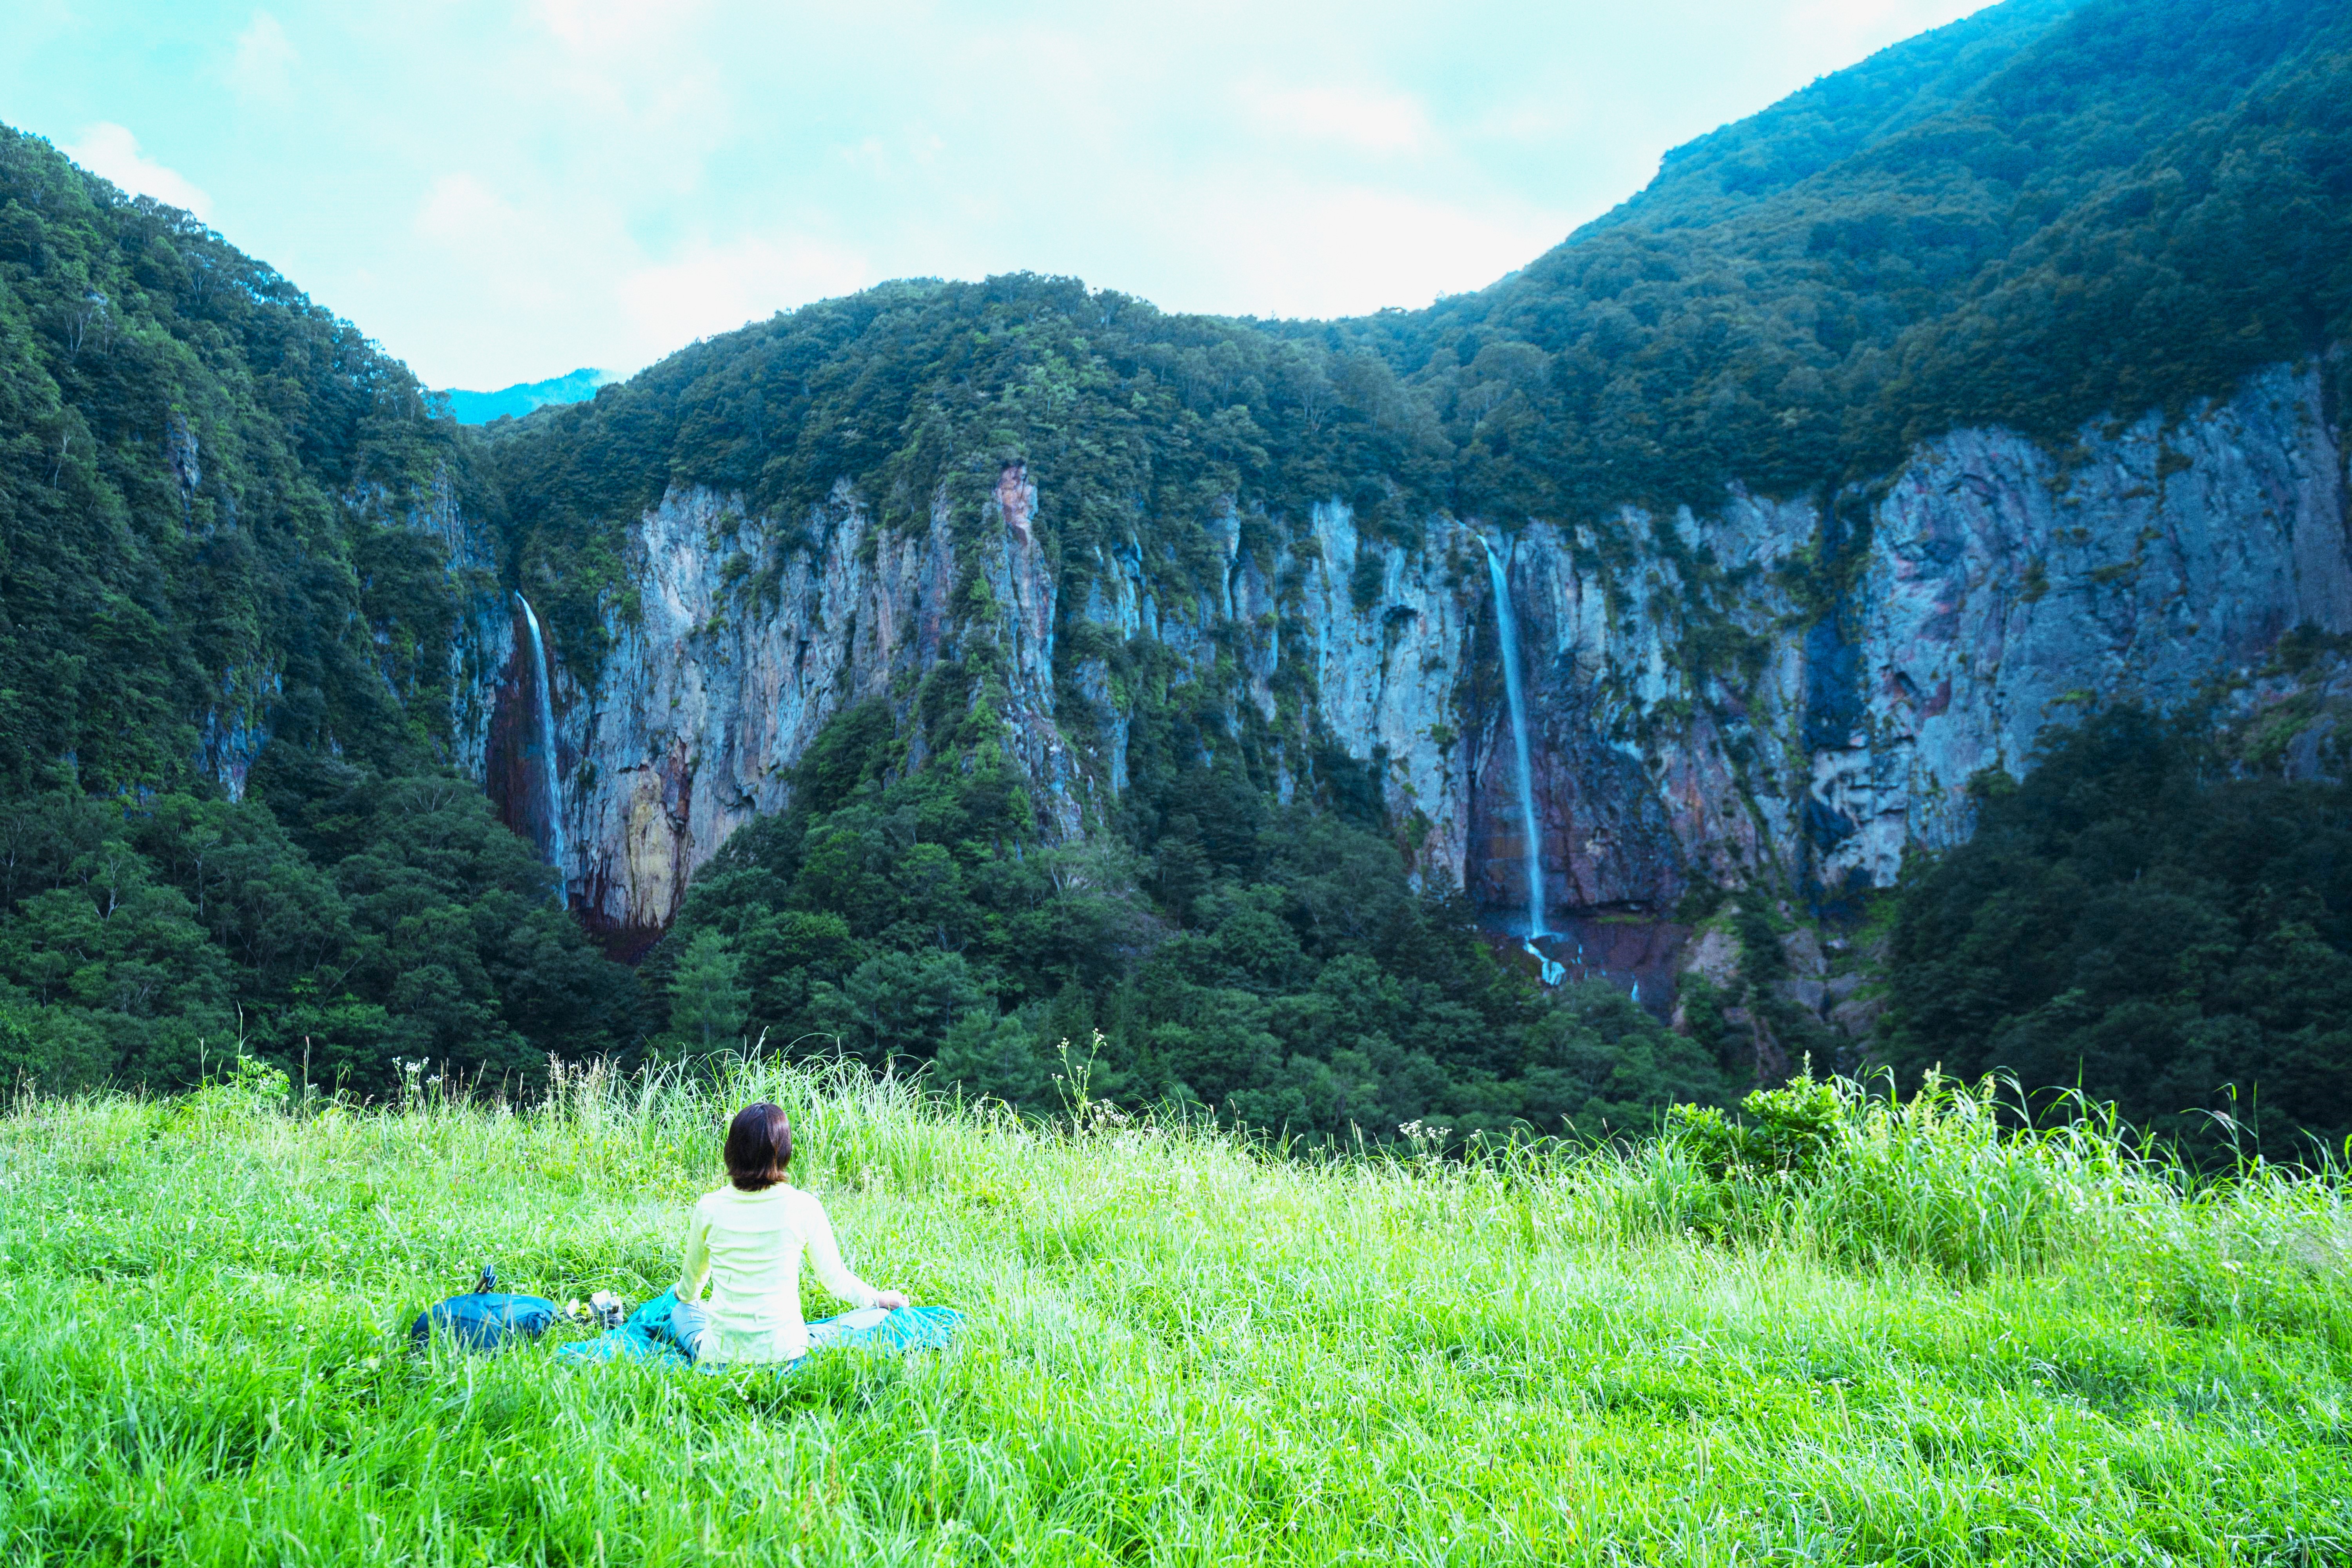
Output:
[1474, 910, 1688, 1022]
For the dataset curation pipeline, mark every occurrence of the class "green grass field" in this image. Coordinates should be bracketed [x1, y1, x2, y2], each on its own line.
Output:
[1, 1059, 2347, 1566]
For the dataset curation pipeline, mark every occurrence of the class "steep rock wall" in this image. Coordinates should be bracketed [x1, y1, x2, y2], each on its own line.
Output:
[1828, 365, 2348, 883]
[466, 360, 2348, 939]
[495, 469, 1078, 948]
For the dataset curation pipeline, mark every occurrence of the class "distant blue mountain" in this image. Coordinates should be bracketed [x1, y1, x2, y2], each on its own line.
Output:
[442, 367, 612, 424]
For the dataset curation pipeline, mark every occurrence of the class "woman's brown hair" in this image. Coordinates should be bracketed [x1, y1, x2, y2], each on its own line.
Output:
[724, 1102, 793, 1191]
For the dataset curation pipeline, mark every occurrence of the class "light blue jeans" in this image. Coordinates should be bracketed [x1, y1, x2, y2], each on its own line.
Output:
[670, 1299, 884, 1364]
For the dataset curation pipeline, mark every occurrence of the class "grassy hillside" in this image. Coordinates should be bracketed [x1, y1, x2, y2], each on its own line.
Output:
[2, 1062, 2346, 1564]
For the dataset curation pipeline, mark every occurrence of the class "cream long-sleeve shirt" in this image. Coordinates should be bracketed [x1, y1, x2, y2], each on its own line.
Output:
[676, 1183, 882, 1364]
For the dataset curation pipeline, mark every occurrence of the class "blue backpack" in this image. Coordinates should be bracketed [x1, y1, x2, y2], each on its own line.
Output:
[409, 1266, 559, 1352]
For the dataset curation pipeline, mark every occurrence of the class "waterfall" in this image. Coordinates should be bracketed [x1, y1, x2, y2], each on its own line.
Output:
[515, 593, 568, 898]
[1482, 539, 1562, 986]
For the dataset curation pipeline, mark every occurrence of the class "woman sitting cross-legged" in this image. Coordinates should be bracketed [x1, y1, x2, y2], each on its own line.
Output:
[672, 1101, 909, 1366]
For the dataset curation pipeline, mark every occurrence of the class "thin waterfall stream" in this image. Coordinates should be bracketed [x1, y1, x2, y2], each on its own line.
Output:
[515, 592, 568, 899]
[1481, 539, 1564, 986]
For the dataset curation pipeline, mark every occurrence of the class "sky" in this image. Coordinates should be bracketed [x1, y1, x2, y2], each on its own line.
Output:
[5, 0, 1991, 391]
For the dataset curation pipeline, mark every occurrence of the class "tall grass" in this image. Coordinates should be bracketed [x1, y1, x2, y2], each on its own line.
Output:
[2, 1059, 2347, 1564]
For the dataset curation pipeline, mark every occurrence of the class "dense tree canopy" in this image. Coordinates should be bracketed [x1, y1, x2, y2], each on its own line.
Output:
[1887, 706, 2352, 1155]
[0, 126, 641, 1094]
[0, 762, 637, 1094]
[0, 127, 492, 797]
[649, 697, 1735, 1142]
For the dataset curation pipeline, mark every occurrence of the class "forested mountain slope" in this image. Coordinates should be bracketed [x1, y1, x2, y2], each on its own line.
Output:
[0, 131, 472, 793]
[1380, 0, 2349, 507]
[0, 129, 635, 1089]
[495, 0, 2349, 601]
[2, 0, 2349, 1147]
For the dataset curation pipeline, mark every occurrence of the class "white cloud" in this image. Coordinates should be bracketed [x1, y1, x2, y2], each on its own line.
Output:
[413, 172, 575, 314]
[228, 11, 298, 103]
[415, 172, 516, 247]
[1137, 181, 1566, 321]
[1467, 90, 1590, 148]
[1788, 0, 1982, 56]
[1236, 80, 1435, 155]
[404, 164, 874, 379]
[58, 123, 214, 218]
[528, 0, 712, 55]
[616, 236, 873, 353]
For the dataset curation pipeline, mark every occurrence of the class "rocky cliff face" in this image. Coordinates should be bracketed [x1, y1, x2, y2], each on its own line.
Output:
[467, 467, 1080, 949]
[451, 359, 2348, 948]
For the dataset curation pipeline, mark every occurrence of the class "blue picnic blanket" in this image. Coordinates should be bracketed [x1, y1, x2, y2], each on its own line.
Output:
[410, 1290, 560, 1352]
[554, 1288, 963, 1373]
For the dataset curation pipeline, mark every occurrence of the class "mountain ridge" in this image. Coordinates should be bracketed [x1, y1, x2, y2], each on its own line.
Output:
[441, 367, 612, 425]
[2, 0, 2348, 1142]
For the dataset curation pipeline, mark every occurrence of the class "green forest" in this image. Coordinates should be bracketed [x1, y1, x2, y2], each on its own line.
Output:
[3, 0, 2351, 1151]
[644, 695, 1731, 1145]
[1887, 705, 2352, 1153]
